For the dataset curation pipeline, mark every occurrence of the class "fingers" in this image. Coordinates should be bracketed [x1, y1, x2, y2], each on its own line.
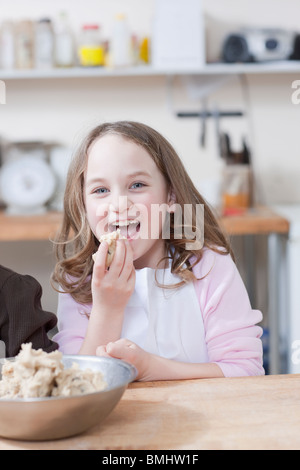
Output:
[108, 239, 134, 280]
[92, 241, 109, 283]
[107, 239, 125, 276]
[96, 340, 132, 361]
[97, 339, 147, 380]
[119, 240, 135, 283]
[105, 339, 136, 361]
[96, 345, 110, 357]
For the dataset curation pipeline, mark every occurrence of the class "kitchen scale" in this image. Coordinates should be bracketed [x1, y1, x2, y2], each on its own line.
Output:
[0, 142, 56, 215]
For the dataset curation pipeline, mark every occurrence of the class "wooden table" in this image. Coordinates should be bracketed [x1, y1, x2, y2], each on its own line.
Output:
[0, 374, 299, 450]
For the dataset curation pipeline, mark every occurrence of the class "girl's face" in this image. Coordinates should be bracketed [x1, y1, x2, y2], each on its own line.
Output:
[84, 134, 173, 269]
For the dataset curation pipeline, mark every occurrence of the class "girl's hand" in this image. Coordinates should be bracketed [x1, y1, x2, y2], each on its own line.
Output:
[92, 239, 135, 316]
[96, 339, 225, 381]
[78, 240, 135, 355]
[96, 339, 152, 381]
[77, 239, 135, 353]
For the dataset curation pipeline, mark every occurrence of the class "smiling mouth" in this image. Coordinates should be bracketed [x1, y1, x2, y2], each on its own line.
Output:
[109, 220, 141, 239]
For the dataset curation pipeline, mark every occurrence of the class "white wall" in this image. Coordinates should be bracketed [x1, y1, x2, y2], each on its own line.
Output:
[0, 0, 300, 313]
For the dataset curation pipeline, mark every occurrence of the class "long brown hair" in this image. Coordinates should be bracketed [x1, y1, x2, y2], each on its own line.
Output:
[52, 121, 233, 304]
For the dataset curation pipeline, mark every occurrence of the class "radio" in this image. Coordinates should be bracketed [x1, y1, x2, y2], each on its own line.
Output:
[222, 28, 296, 63]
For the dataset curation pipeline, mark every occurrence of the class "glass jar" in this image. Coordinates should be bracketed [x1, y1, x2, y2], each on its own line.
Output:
[54, 11, 74, 68]
[78, 24, 104, 67]
[0, 21, 15, 69]
[222, 164, 252, 215]
[35, 18, 54, 69]
[15, 20, 34, 69]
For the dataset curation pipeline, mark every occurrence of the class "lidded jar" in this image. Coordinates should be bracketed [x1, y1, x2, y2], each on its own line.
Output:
[78, 24, 104, 66]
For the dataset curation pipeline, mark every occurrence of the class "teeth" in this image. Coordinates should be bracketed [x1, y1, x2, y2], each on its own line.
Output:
[112, 220, 139, 227]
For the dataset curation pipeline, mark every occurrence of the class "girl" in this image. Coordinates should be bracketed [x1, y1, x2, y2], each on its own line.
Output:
[52, 121, 264, 380]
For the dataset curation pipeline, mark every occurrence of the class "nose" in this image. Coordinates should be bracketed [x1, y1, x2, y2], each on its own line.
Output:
[110, 195, 131, 216]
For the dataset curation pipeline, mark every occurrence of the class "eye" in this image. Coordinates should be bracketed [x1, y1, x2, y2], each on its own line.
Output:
[93, 187, 109, 195]
[131, 182, 145, 189]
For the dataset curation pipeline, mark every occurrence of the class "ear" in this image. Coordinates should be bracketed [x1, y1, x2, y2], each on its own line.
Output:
[167, 188, 177, 213]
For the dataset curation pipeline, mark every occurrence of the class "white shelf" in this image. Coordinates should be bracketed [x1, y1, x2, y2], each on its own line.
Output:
[201, 60, 300, 75]
[1, 61, 300, 80]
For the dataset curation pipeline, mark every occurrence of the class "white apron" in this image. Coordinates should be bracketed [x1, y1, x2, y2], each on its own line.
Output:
[121, 265, 208, 363]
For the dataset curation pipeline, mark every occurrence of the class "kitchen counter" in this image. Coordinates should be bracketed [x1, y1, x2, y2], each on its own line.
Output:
[0, 206, 290, 241]
[1, 374, 300, 450]
[0, 210, 62, 241]
[220, 205, 290, 235]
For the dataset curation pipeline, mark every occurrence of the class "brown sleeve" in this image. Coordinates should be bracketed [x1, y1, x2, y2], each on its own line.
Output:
[0, 271, 58, 357]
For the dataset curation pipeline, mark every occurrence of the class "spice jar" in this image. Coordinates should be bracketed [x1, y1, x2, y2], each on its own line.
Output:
[78, 24, 104, 67]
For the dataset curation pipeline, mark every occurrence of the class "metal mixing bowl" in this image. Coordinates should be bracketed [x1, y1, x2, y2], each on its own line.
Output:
[0, 355, 137, 441]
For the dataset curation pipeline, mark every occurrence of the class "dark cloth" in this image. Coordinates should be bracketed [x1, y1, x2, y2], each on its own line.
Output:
[0, 265, 58, 357]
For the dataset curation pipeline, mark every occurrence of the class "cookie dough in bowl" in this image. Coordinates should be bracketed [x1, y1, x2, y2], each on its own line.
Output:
[0, 343, 106, 399]
[0, 344, 137, 441]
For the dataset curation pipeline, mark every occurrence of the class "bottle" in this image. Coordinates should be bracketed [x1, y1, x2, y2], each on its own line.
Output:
[78, 24, 104, 67]
[139, 37, 150, 64]
[110, 13, 131, 68]
[0, 21, 15, 69]
[35, 18, 54, 69]
[15, 20, 34, 69]
[54, 11, 74, 68]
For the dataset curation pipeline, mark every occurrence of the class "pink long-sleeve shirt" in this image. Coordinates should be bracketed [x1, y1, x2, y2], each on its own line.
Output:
[53, 248, 264, 377]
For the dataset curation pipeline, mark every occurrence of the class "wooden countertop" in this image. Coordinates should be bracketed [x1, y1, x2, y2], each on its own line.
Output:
[0, 206, 290, 241]
[0, 210, 62, 241]
[1, 374, 300, 450]
[220, 206, 290, 236]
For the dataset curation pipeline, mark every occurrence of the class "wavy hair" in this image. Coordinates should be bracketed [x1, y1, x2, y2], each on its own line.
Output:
[52, 121, 233, 304]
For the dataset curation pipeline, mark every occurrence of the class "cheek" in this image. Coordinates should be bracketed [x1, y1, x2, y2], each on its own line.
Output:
[85, 199, 109, 238]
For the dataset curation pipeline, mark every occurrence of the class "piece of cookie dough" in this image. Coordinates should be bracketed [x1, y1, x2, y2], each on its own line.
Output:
[92, 229, 126, 267]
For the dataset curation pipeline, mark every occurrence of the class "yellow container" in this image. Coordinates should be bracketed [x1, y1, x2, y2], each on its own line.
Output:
[78, 24, 104, 66]
[139, 37, 150, 63]
[78, 45, 104, 66]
